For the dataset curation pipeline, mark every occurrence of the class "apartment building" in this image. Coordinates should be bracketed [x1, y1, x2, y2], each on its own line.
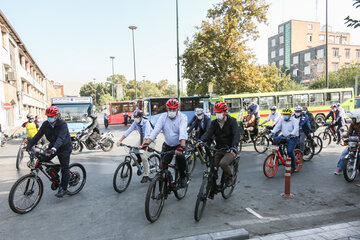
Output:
[268, 20, 360, 84]
[0, 10, 59, 133]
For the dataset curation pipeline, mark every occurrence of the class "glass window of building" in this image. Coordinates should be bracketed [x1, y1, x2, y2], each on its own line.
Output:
[317, 49, 324, 59]
[293, 55, 299, 64]
[279, 25, 284, 33]
[293, 69, 298, 77]
[332, 63, 339, 71]
[317, 63, 324, 73]
[342, 37, 348, 44]
[304, 52, 311, 62]
[356, 49, 360, 59]
[319, 35, 325, 42]
[307, 24, 313, 30]
[271, 50, 276, 59]
[279, 48, 284, 56]
[279, 36, 284, 44]
[271, 38, 276, 47]
[307, 33, 312, 42]
[304, 66, 311, 75]
[279, 60, 284, 66]
[333, 48, 339, 57]
[336, 36, 341, 44]
[330, 35, 335, 43]
[345, 49, 350, 59]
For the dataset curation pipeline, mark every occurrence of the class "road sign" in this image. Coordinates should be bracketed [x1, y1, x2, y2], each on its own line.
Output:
[3, 103, 11, 110]
[208, 83, 213, 93]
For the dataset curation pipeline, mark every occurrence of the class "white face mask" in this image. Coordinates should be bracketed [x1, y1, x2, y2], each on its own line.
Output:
[167, 111, 177, 119]
[134, 118, 141, 124]
[197, 115, 203, 120]
[295, 113, 301, 117]
[216, 113, 224, 121]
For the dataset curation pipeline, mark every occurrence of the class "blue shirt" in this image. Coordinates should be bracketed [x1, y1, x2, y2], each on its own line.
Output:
[123, 118, 152, 140]
[150, 112, 188, 147]
[272, 116, 300, 137]
[249, 104, 260, 119]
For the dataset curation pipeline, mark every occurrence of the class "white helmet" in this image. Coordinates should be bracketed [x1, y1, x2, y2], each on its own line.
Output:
[194, 108, 204, 115]
[346, 110, 360, 123]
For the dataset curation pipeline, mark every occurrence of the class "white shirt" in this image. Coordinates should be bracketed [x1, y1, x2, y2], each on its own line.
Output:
[272, 116, 300, 137]
[266, 111, 281, 124]
[149, 112, 188, 147]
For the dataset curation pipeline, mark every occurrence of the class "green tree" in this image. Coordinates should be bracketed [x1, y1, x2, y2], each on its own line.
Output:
[345, 0, 360, 28]
[99, 93, 115, 105]
[79, 82, 109, 106]
[182, 0, 269, 96]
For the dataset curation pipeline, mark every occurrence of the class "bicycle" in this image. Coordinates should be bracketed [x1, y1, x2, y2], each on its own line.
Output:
[297, 136, 315, 161]
[263, 137, 303, 178]
[318, 123, 346, 148]
[112, 143, 160, 193]
[185, 135, 209, 175]
[309, 133, 323, 155]
[0, 132, 8, 147]
[194, 145, 240, 222]
[8, 148, 86, 214]
[145, 148, 190, 223]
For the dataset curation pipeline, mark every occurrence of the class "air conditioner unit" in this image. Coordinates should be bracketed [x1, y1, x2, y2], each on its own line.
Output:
[6, 71, 16, 81]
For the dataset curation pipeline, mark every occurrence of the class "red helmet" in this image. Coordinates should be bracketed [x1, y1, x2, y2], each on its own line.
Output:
[214, 102, 228, 113]
[166, 98, 179, 109]
[45, 106, 59, 117]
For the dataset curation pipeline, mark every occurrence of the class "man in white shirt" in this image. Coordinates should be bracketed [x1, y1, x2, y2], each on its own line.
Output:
[269, 108, 300, 173]
[142, 99, 188, 188]
[260, 105, 281, 130]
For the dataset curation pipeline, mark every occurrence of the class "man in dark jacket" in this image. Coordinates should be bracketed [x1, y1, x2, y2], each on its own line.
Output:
[303, 106, 318, 133]
[86, 114, 100, 148]
[187, 108, 211, 139]
[26, 106, 73, 198]
[324, 104, 342, 144]
[197, 102, 240, 196]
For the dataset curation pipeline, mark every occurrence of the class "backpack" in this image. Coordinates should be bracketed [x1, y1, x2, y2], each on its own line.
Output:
[143, 117, 155, 129]
[307, 112, 318, 132]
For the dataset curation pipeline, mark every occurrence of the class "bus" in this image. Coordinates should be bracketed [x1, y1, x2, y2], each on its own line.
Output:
[210, 88, 354, 124]
[105, 101, 136, 124]
[355, 96, 360, 109]
[51, 96, 93, 135]
[142, 96, 207, 125]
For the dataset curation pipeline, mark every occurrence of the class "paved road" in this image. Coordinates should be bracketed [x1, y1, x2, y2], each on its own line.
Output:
[0, 123, 359, 240]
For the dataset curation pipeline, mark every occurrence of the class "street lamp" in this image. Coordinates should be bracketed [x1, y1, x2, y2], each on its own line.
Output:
[129, 25, 138, 99]
[109, 56, 115, 98]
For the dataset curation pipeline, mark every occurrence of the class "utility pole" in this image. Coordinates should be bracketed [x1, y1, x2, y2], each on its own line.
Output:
[142, 75, 146, 99]
[325, 0, 329, 88]
[110, 56, 115, 98]
[176, 0, 181, 105]
[129, 26, 138, 99]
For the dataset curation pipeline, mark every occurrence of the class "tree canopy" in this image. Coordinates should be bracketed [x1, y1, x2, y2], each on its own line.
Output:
[345, 0, 360, 28]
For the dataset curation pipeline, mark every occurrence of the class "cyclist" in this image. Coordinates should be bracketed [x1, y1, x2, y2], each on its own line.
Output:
[260, 105, 281, 130]
[25, 106, 73, 198]
[188, 108, 211, 138]
[244, 107, 256, 142]
[269, 108, 300, 173]
[86, 114, 100, 148]
[117, 110, 154, 183]
[293, 106, 312, 153]
[334, 111, 360, 175]
[302, 106, 319, 134]
[142, 98, 188, 188]
[324, 104, 342, 144]
[197, 102, 240, 197]
[12, 113, 39, 139]
[248, 99, 260, 135]
[336, 103, 346, 129]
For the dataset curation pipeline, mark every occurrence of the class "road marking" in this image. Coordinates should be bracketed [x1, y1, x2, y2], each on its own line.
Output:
[245, 207, 264, 219]
[0, 191, 8, 195]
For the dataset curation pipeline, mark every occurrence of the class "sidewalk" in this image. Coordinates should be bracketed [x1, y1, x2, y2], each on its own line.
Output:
[249, 221, 360, 240]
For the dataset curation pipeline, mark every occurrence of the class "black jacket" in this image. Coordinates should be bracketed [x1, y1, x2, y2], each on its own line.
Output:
[187, 115, 211, 139]
[324, 110, 340, 122]
[86, 120, 100, 134]
[27, 119, 72, 152]
[201, 116, 240, 149]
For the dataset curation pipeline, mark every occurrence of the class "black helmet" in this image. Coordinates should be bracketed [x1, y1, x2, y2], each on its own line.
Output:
[133, 110, 143, 118]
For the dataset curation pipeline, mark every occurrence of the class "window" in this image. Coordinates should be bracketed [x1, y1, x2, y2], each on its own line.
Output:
[294, 94, 309, 107]
[225, 98, 241, 113]
[304, 52, 311, 62]
[304, 66, 311, 75]
[242, 97, 258, 109]
[319, 35, 325, 42]
[332, 63, 339, 71]
[279, 60, 284, 66]
[342, 36, 348, 44]
[259, 96, 275, 110]
[279, 36, 284, 44]
[317, 63, 324, 73]
[277, 95, 293, 109]
[326, 92, 340, 105]
[330, 35, 335, 43]
[279, 48, 284, 56]
[271, 50, 276, 59]
[316, 49, 324, 59]
[345, 63, 350, 68]
[307, 34, 312, 42]
[181, 98, 199, 111]
[308, 24, 313, 30]
[293, 69, 298, 77]
[356, 50, 360, 59]
[293, 55, 299, 64]
[279, 25, 284, 33]
[1, 29, 7, 49]
[333, 48, 339, 57]
[310, 93, 324, 106]
[271, 38, 276, 47]
[336, 36, 341, 44]
[345, 49, 350, 59]
[342, 91, 352, 103]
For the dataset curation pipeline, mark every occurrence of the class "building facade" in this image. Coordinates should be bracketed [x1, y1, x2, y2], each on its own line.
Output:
[268, 20, 360, 84]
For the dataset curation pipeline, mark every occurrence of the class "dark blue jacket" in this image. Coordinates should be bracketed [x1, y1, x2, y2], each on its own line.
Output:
[297, 113, 312, 134]
[187, 115, 211, 139]
[324, 110, 340, 122]
[27, 119, 72, 152]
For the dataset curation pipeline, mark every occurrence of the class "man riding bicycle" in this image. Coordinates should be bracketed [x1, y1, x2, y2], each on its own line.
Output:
[269, 108, 300, 173]
[294, 106, 312, 153]
[25, 106, 73, 198]
[142, 98, 188, 188]
[260, 105, 281, 130]
[12, 114, 39, 139]
[188, 108, 211, 138]
[324, 104, 342, 144]
[197, 102, 240, 198]
[118, 110, 155, 183]
[244, 107, 256, 142]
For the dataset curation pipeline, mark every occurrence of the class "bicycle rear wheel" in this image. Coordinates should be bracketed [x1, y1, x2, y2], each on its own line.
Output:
[318, 132, 331, 148]
[194, 176, 210, 221]
[294, 150, 303, 172]
[113, 161, 132, 193]
[254, 136, 269, 154]
[312, 136, 323, 155]
[67, 163, 86, 195]
[186, 151, 196, 176]
[8, 173, 43, 214]
[145, 174, 166, 223]
[263, 153, 278, 178]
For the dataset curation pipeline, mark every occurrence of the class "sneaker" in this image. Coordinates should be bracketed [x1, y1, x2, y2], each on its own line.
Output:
[226, 176, 235, 187]
[179, 177, 187, 188]
[334, 169, 343, 175]
[140, 176, 149, 183]
[55, 188, 68, 198]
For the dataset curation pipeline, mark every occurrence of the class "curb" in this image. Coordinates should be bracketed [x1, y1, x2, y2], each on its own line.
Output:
[174, 228, 249, 240]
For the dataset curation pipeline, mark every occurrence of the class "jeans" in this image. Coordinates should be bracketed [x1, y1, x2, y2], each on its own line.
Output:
[274, 135, 298, 169]
[336, 119, 343, 141]
[337, 146, 349, 170]
[161, 143, 187, 178]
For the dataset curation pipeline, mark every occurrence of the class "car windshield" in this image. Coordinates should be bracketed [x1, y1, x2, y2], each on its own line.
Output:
[55, 104, 92, 123]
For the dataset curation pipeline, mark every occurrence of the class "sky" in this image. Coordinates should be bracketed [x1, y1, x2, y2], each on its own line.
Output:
[1, 0, 360, 95]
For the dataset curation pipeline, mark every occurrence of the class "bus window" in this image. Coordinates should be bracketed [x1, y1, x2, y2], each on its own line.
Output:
[355, 98, 360, 109]
[181, 99, 195, 111]
[143, 100, 149, 116]
[225, 98, 241, 113]
[325, 92, 340, 105]
[342, 91, 352, 103]
[310, 93, 324, 106]
[243, 97, 258, 109]
[151, 99, 167, 115]
[259, 96, 275, 110]
[277, 95, 292, 109]
[294, 94, 309, 107]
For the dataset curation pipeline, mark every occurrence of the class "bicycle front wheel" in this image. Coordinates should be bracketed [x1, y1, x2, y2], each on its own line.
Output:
[16, 146, 24, 170]
[67, 163, 86, 195]
[148, 154, 161, 179]
[263, 153, 278, 178]
[294, 150, 303, 172]
[194, 176, 210, 221]
[186, 151, 196, 176]
[312, 136, 323, 155]
[145, 174, 166, 223]
[318, 132, 331, 148]
[254, 136, 269, 154]
[8, 173, 43, 214]
[113, 161, 132, 193]
[174, 169, 189, 200]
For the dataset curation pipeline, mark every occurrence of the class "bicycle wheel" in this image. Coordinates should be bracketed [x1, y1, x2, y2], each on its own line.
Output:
[16, 146, 24, 170]
[194, 176, 210, 221]
[1, 136, 7, 147]
[222, 159, 239, 199]
[294, 150, 303, 172]
[145, 174, 166, 223]
[302, 140, 314, 161]
[8, 173, 43, 214]
[186, 151, 196, 176]
[174, 168, 189, 200]
[113, 161, 132, 193]
[318, 132, 331, 148]
[67, 163, 86, 195]
[312, 136, 323, 155]
[148, 154, 160, 178]
[238, 140, 243, 153]
[254, 136, 269, 154]
[263, 153, 278, 178]
[343, 156, 358, 182]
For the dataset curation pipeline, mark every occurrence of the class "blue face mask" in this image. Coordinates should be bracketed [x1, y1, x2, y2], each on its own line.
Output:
[47, 117, 55, 123]
[283, 116, 290, 121]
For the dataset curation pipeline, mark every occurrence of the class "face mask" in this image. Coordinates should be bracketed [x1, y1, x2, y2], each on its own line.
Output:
[271, 111, 275, 115]
[295, 113, 301, 117]
[167, 111, 177, 119]
[134, 118, 141, 124]
[283, 115, 290, 121]
[47, 117, 55, 123]
[216, 113, 224, 121]
[197, 115, 203, 120]
[29, 120, 33, 122]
